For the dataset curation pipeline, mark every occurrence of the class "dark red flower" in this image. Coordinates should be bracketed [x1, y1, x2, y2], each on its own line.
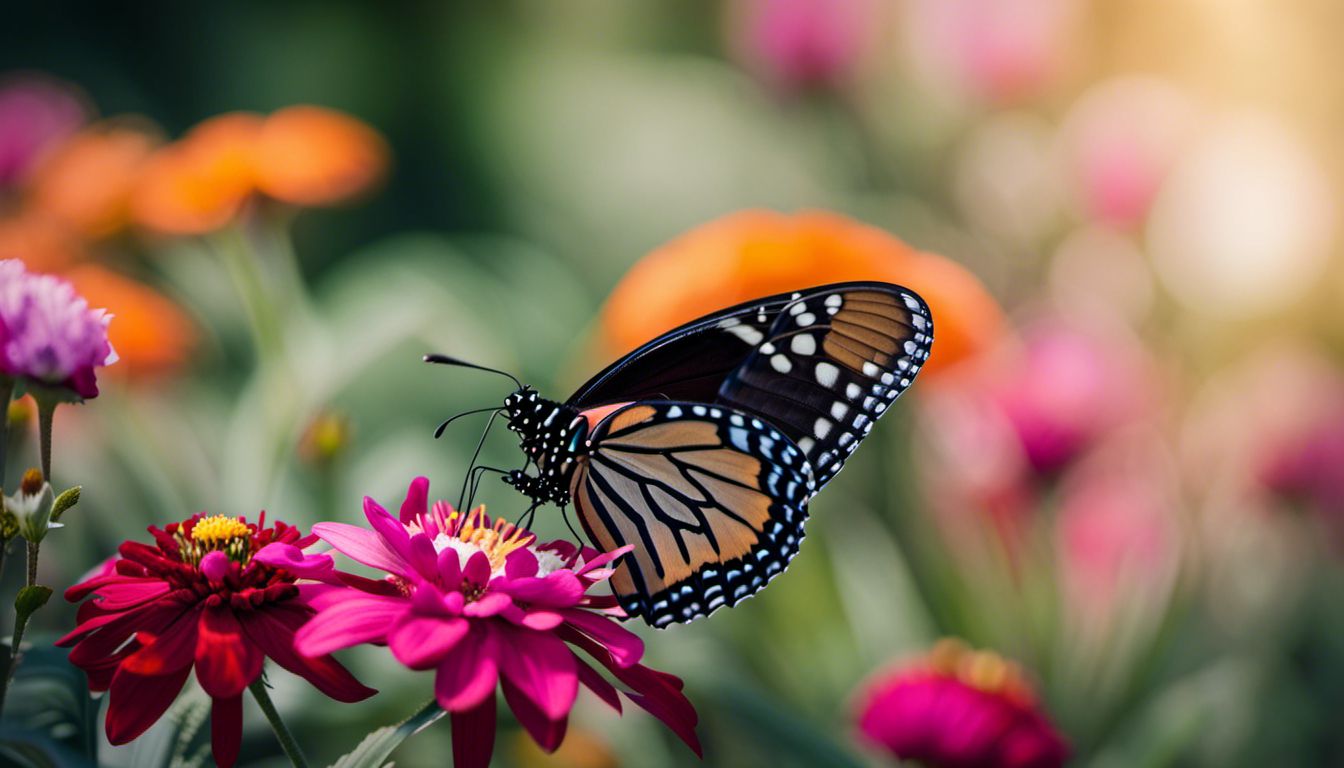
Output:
[58, 513, 376, 767]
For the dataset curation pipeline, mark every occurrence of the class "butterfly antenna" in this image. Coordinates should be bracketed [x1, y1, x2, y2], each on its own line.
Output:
[520, 499, 542, 531]
[560, 505, 584, 546]
[424, 354, 523, 390]
[466, 466, 507, 510]
[434, 406, 504, 439]
[458, 409, 504, 511]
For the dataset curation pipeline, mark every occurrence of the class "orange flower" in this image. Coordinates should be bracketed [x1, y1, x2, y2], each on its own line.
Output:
[253, 106, 387, 207]
[0, 211, 84, 272]
[26, 121, 159, 238]
[63, 264, 195, 378]
[132, 112, 262, 235]
[601, 210, 1004, 377]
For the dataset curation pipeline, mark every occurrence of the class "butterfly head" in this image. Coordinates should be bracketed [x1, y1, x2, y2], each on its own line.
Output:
[502, 388, 587, 506]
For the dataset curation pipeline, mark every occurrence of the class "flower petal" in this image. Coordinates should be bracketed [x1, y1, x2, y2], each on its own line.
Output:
[462, 550, 491, 587]
[195, 606, 263, 698]
[364, 495, 416, 561]
[575, 544, 634, 576]
[390, 613, 469, 670]
[240, 605, 376, 703]
[498, 571, 584, 608]
[210, 694, 244, 768]
[559, 609, 644, 668]
[85, 578, 172, 610]
[105, 662, 192, 745]
[451, 694, 497, 768]
[407, 533, 440, 583]
[311, 521, 411, 578]
[576, 657, 622, 713]
[253, 542, 338, 583]
[295, 594, 406, 656]
[502, 676, 568, 753]
[463, 591, 513, 618]
[434, 625, 499, 711]
[399, 476, 430, 524]
[497, 624, 578, 722]
[505, 548, 538, 580]
[437, 547, 462, 589]
[120, 608, 201, 676]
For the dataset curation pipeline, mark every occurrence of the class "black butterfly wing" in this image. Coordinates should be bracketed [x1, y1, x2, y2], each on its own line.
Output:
[715, 283, 933, 491]
[568, 293, 802, 407]
[570, 401, 814, 627]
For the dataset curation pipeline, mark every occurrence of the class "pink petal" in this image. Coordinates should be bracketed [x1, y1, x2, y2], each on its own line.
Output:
[576, 544, 634, 576]
[437, 547, 462, 589]
[451, 695, 497, 768]
[195, 606, 263, 698]
[497, 625, 578, 721]
[463, 591, 514, 618]
[576, 658, 622, 713]
[498, 571, 584, 608]
[400, 476, 430, 524]
[411, 582, 457, 616]
[502, 676, 568, 752]
[364, 495, 416, 561]
[312, 521, 411, 578]
[434, 626, 499, 711]
[510, 608, 564, 631]
[407, 533, 440, 583]
[295, 594, 406, 656]
[389, 613, 469, 670]
[253, 542, 338, 583]
[505, 548, 538, 580]
[210, 694, 243, 768]
[241, 605, 376, 703]
[462, 550, 491, 586]
[88, 579, 172, 610]
[560, 609, 644, 668]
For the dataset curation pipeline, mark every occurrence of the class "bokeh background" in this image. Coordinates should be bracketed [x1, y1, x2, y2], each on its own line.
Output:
[4, 1, 1344, 765]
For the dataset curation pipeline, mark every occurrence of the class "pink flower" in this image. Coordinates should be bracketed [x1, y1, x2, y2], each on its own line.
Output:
[855, 639, 1069, 768]
[59, 513, 376, 768]
[281, 477, 701, 768]
[0, 260, 116, 398]
[727, 0, 879, 91]
[0, 73, 87, 187]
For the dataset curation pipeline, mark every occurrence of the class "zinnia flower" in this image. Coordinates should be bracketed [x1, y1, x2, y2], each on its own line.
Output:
[855, 639, 1069, 768]
[131, 112, 263, 235]
[0, 73, 88, 187]
[64, 264, 195, 380]
[0, 260, 116, 398]
[601, 209, 1003, 379]
[726, 0, 879, 92]
[58, 513, 376, 767]
[27, 121, 158, 238]
[253, 105, 388, 207]
[284, 476, 701, 768]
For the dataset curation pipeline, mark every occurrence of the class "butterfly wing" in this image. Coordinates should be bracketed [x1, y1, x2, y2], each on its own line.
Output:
[571, 401, 814, 627]
[715, 284, 932, 491]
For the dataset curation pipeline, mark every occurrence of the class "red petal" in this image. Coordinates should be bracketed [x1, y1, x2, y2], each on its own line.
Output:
[105, 663, 191, 745]
[210, 694, 244, 768]
[576, 658, 622, 713]
[451, 695, 497, 768]
[241, 605, 376, 703]
[435, 625, 499, 711]
[195, 606, 263, 698]
[497, 625, 578, 722]
[399, 476, 430, 524]
[121, 609, 201, 676]
[560, 609, 644, 667]
[502, 677, 568, 752]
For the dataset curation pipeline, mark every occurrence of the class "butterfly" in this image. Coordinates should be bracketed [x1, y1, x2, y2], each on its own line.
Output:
[429, 281, 932, 627]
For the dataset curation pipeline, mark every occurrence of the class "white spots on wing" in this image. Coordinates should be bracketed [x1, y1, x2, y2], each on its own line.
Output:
[790, 334, 816, 355]
[881, 372, 895, 386]
[771, 354, 793, 373]
[789, 301, 806, 315]
[731, 414, 745, 426]
[838, 432, 854, 447]
[825, 294, 843, 308]
[874, 401, 887, 414]
[911, 314, 927, 331]
[897, 358, 911, 372]
[725, 324, 764, 345]
[797, 437, 815, 453]
[791, 292, 802, 300]
[903, 294, 921, 310]
[900, 378, 910, 388]
[729, 427, 751, 452]
[904, 340, 918, 355]
[863, 395, 877, 410]
[814, 418, 832, 439]
[815, 361, 839, 388]
[692, 405, 707, 416]
[862, 361, 881, 377]
[760, 342, 776, 355]
[830, 401, 849, 420]
[845, 382, 862, 399]
[796, 312, 816, 326]
[709, 408, 722, 418]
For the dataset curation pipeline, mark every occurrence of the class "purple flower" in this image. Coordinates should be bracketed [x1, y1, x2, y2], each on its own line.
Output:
[728, 0, 878, 91]
[273, 477, 702, 768]
[0, 74, 87, 187]
[0, 259, 117, 398]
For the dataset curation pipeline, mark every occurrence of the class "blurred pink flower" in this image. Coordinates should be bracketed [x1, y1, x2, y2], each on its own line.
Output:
[1260, 409, 1344, 526]
[855, 639, 1069, 768]
[279, 477, 701, 768]
[0, 259, 116, 398]
[727, 0, 879, 91]
[904, 0, 1078, 104]
[1060, 78, 1197, 228]
[0, 73, 87, 187]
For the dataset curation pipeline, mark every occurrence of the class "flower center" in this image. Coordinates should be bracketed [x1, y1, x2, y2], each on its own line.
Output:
[452, 507, 532, 572]
[927, 638, 1035, 703]
[178, 515, 254, 566]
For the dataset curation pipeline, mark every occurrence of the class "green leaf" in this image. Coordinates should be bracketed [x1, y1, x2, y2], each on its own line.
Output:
[328, 700, 444, 768]
[50, 487, 80, 523]
[711, 679, 866, 768]
[2, 642, 100, 764]
[15, 586, 52, 623]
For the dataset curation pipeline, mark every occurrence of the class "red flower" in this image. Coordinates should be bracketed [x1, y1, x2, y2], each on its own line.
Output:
[855, 639, 1069, 768]
[58, 513, 376, 767]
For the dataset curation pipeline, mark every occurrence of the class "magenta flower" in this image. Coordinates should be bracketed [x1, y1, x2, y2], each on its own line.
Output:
[0, 260, 116, 398]
[0, 73, 87, 187]
[727, 0, 879, 91]
[274, 477, 701, 768]
[855, 639, 1069, 768]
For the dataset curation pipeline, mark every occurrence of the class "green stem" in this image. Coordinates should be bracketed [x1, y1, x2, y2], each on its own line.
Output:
[0, 591, 30, 719]
[24, 541, 36, 588]
[216, 227, 285, 365]
[249, 677, 309, 768]
[35, 396, 55, 486]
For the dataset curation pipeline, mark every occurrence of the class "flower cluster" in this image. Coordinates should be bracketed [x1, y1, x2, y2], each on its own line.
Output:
[855, 639, 1070, 768]
[59, 512, 375, 767]
[0, 258, 115, 399]
[274, 477, 702, 767]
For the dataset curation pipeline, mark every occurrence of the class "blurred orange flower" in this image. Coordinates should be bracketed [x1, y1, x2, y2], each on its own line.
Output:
[0, 211, 84, 272]
[132, 112, 262, 235]
[253, 106, 388, 207]
[63, 264, 195, 378]
[26, 121, 158, 238]
[601, 209, 1004, 377]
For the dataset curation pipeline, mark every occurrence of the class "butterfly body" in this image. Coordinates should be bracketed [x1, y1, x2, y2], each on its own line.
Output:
[487, 282, 933, 627]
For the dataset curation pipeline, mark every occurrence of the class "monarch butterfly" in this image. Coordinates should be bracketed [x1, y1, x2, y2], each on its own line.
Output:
[430, 281, 932, 627]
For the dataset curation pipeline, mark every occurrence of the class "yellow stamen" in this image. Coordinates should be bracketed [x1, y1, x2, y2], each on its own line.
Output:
[192, 515, 252, 544]
[927, 637, 1035, 703]
[456, 506, 533, 571]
